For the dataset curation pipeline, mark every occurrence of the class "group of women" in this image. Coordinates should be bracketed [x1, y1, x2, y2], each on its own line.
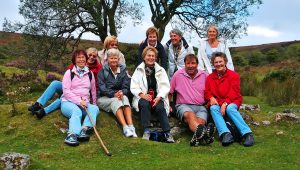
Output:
[29, 25, 254, 147]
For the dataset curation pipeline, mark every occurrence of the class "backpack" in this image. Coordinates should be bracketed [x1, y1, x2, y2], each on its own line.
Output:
[70, 69, 93, 102]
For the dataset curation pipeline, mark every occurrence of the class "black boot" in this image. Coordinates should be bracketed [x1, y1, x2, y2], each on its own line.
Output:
[28, 102, 42, 114]
[35, 109, 46, 119]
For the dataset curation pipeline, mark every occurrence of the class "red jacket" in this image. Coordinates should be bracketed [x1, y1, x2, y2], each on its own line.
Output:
[205, 69, 242, 108]
[67, 61, 102, 91]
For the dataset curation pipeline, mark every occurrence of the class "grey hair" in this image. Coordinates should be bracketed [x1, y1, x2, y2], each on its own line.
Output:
[86, 47, 98, 54]
[106, 48, 120, 58]
[169, 28, 183, 37]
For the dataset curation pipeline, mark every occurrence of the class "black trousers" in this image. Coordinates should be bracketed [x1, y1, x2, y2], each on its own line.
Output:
[138, 98, 170, 132]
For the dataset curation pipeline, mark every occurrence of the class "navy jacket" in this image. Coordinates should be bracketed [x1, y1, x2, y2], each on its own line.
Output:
[136, 38, 168, 71]
[98, 64, 130, 98]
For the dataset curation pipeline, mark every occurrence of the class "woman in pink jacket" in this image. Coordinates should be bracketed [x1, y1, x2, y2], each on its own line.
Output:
[61, 50, 100, 146]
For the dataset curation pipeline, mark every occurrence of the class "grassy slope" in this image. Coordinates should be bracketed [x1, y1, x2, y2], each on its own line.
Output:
[0, 97, 300, 169]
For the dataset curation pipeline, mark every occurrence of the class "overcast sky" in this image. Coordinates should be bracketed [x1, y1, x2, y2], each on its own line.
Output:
[0, 0, 300, 47]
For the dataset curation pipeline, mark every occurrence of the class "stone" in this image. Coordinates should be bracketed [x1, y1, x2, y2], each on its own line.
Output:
[276, 131, 284, 135]
[0, 152, 30, 170]
[54, 120, 68, 134]
[240, 104, 260, 111]
[262, 120, 271, 125]
[251, 121, 260, 126]
[275, 113, 300, 122]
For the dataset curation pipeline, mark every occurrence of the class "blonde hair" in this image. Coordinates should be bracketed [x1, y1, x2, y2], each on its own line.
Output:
[103, 36, 118, 49]
[142, 46, 158, 59]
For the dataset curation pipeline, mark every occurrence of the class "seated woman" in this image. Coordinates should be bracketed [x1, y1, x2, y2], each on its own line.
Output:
[205, 52, 254, 147]
[61, 49, 100, 146]
[28, 48, 101, 119]
[98, 35, 126, 66]
[130, 46, 174, 143]
[97, 49, 137, 138]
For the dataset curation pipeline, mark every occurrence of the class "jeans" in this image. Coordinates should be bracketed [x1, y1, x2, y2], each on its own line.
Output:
[61, 101, 100, 135]
[210, 104, 252, 137]
[37, 80, 62, 114]
[138, 98, 170, 132]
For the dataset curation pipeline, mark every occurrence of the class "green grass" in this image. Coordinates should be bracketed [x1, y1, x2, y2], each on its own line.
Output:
[1, 98, 300, 169]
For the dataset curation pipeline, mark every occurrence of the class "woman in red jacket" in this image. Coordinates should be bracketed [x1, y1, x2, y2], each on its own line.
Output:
[205, 52, 254, 147]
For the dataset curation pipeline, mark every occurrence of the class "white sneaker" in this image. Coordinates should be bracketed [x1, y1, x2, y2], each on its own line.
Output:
[123, 126, 134, 138]
[130, 126, 138, 138]
[142, 131, 150, 140]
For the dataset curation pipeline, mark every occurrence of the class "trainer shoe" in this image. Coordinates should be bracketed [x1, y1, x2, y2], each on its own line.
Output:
[142, 130, 151, 140]
[123, 126, 134, 138]
[203, 123, 216, 144]
[221, 132, 234, 146]
[243, 133, 254, 147]
[129, 126, 138, 138]
[86, 126, 94, 135]
[78, 128, 90, 142]
[34, 109, 46, 119]
[190, 125, 206, 146]
[164, 132, 175, 143]
[28, 102, 42, 114]
[64, 133, 79, 146]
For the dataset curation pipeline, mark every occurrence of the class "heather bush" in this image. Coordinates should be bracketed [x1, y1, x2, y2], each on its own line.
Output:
[46, 73, 59, 82]
[5, 59, 27, 68]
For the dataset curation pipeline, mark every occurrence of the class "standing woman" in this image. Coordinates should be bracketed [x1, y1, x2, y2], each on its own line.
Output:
[131, 46, 174, 143]
[98, 35, 126, 66]
[61, 50, 100, 146]
[205, 52, 254, 147]
[97, 49, 137, 138]
[197, 25, 234, 73]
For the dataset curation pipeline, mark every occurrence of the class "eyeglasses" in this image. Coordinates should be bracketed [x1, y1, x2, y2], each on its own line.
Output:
[88, 54, 97, 58]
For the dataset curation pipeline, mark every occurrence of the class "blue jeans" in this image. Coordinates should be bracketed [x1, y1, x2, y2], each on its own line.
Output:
[37, 80, 62, 114]
[61, 101, 100, 135]
[210, 104, 252, 137]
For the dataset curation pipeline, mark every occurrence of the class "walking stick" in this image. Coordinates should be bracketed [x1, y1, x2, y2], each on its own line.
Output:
[85, 108, 112, 156]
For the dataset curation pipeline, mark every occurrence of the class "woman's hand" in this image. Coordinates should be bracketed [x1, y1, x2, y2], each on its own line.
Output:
[210, 97, 218, 105]
[220, 102, 227, 116]
[152, 96, 161, 107]
[114, 90, 123, 100]
[80, 98, 88, 109]
[140, 93, 152, 101]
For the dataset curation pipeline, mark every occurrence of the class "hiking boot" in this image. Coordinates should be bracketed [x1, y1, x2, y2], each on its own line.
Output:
[164, 132, 175, 143]
[78, 128, 90, 142]
[28, 102, 42, 114]
[190, 125, 206, 146]
[142, 130, 151, 140]
[243, 133, 254, 147]
[64, 133, 79, 146]
[123, 126, 134, 138]
[226, 121, 242, 142]
[86, 126, 94, 135]
[203, 123, 216, 144]
[221, 132, 234, 146]
[129, 126, 138, 138]
[35, 109, 46, 119]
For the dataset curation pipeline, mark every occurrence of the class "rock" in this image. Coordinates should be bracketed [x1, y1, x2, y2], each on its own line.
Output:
[240, 104, 260, 111]
[276, 131, 284, 135]
[54, 121, 68, 134]
[251, 121, 260, 126]
[0, 152, 30, 170]
[275, 113, 300, 122]
[262, 121, 271, 125]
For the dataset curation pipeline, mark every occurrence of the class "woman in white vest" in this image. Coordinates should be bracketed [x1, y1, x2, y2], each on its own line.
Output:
[197, 25, 234, 73]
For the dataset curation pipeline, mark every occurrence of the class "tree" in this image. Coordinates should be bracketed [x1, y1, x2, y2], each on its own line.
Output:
[3, 0, 143, 69]
[148, 0, 262, 41]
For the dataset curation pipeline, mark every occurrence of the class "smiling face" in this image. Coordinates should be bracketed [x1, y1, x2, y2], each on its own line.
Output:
[207, 27, 218, 40]
[87, 50, 97, 64]
[148, 32, 157, 47]
[170, 32, 181, 46]
[144, 50, 156, 66]
[108, 40, 118, 49]
[75, 54, 87, 68]
[213, 56, 227, 73]
[185, 57, 198, 77]
[107, 55, 119, 68]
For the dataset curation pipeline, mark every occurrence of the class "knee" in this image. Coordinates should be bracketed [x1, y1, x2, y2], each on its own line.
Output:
[51, 80, 62, 88]
[183, 111, 196, 121]
[138, 99, 150, 108]
[226, 104, 237, 113]
[210, 105, 220, 114]
[89, 105, 100, 116]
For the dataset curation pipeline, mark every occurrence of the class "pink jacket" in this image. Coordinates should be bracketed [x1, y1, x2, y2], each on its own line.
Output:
[61, 67, 97, 105]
